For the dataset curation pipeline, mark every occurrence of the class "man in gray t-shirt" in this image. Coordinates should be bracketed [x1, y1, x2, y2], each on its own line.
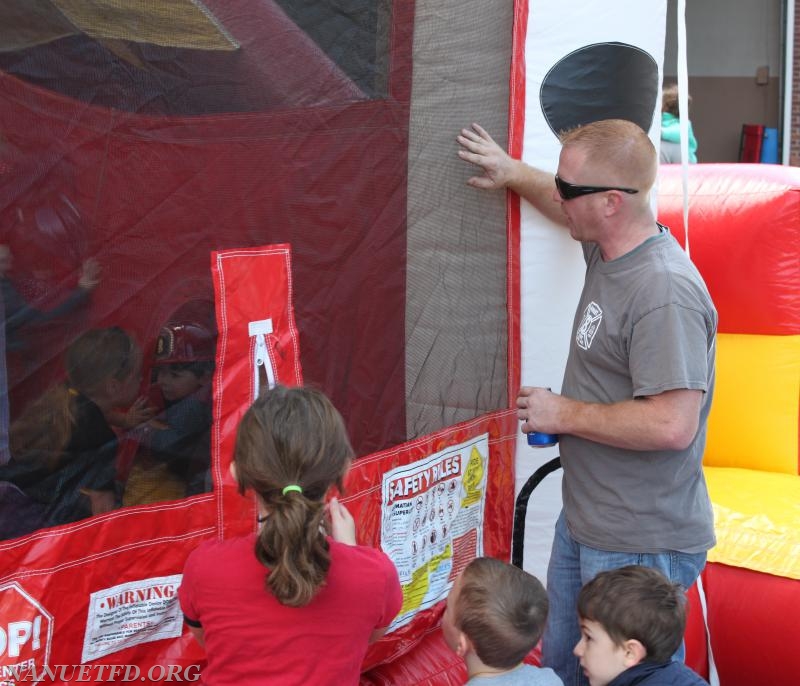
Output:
[457, 119, 716, 686]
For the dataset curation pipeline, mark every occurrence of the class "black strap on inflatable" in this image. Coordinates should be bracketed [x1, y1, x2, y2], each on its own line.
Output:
[511, 456, 562, 569]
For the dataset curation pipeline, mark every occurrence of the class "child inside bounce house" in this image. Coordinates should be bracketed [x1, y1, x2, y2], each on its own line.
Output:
[123, 321, 216, 506]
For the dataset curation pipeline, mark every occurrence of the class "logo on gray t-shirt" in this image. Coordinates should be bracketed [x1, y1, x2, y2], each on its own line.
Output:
[576, 301, 602, 350]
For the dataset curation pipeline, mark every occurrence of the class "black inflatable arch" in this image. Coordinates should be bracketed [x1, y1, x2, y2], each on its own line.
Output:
[540, 42, 659, 137]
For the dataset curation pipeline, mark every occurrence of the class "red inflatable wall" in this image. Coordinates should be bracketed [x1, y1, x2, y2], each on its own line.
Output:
[0, 5, 523, 683]
[0, 0, 415, 456]
[658, 164, 800, 686]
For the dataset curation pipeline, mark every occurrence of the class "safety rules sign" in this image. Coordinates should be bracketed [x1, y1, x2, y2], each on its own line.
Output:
[382, 434, 488, 629]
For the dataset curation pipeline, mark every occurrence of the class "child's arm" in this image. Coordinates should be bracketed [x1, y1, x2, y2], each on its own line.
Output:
[4, 258, 100, 335]
[328, 497, 356, 545]
[107, 397, 156, 430]
[137, 398, 209, 454]
[328, 497, 396, 642]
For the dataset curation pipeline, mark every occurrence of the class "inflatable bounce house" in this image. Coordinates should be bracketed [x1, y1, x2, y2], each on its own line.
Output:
[656, 165, 800, 686]
[0, 1, 797, 684]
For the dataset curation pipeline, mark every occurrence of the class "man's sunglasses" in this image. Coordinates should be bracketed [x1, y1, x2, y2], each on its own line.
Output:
[555, 175, 639, 201]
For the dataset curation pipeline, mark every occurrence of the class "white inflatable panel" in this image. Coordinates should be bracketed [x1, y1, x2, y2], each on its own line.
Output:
[516, 0, 668, 582]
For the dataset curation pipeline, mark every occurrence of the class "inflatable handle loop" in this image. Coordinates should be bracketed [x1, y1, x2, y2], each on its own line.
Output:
[248, 318, 277, 400]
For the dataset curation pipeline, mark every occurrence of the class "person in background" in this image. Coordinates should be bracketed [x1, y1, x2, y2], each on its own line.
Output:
[0, 243, 100, 352]
[0, 241, 100, 465]
[0, 327, 143, 536]
[0, 131, 102, 466]
[123, 321, 215, 505]
[660, 84, 698, 164]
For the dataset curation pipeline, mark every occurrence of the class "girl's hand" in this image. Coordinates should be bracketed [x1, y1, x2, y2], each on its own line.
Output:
[106, 397, 155, 429]
[328, 497, 357, 546]
[122, 396, 157, 429]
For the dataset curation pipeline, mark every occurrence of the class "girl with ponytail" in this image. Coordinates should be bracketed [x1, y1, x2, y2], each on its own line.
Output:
[179, 385, 402, 685]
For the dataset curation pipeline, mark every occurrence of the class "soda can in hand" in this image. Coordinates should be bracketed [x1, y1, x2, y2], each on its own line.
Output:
[527, 431, 558, 448]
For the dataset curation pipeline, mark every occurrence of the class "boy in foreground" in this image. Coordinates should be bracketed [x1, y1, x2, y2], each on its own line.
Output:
[442, 557, 563, 684]
[574, 566, 707, 685]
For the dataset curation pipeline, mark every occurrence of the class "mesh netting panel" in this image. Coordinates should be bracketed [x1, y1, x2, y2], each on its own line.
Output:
[405, 0, 512, 438]
[0, 0, 510, 540]
[0, 0, 409, 540]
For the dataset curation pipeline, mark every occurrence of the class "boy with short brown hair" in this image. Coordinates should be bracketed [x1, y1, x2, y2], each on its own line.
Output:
[442, 557, 562, 684]
[574, 565, 707, 686]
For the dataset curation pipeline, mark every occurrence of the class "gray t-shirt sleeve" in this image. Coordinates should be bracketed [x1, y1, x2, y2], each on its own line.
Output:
[629, 303, 711, 397]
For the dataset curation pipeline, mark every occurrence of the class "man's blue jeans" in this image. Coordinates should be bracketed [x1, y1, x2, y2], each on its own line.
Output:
[542, 510, 707, 686]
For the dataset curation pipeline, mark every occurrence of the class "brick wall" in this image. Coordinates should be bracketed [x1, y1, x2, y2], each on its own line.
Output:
[792, 6, 800, 165]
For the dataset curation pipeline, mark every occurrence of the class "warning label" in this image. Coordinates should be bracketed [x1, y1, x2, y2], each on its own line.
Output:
[81, 575, 183, 662]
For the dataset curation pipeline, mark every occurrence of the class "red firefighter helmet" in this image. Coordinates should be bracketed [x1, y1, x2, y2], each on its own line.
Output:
[153, 321, 216, 365]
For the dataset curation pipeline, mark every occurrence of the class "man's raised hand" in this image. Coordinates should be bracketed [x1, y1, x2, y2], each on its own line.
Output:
[456, 123, 515, 191]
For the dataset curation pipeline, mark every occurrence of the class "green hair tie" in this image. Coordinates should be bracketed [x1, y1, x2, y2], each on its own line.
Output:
[282, 484, 303, 496]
